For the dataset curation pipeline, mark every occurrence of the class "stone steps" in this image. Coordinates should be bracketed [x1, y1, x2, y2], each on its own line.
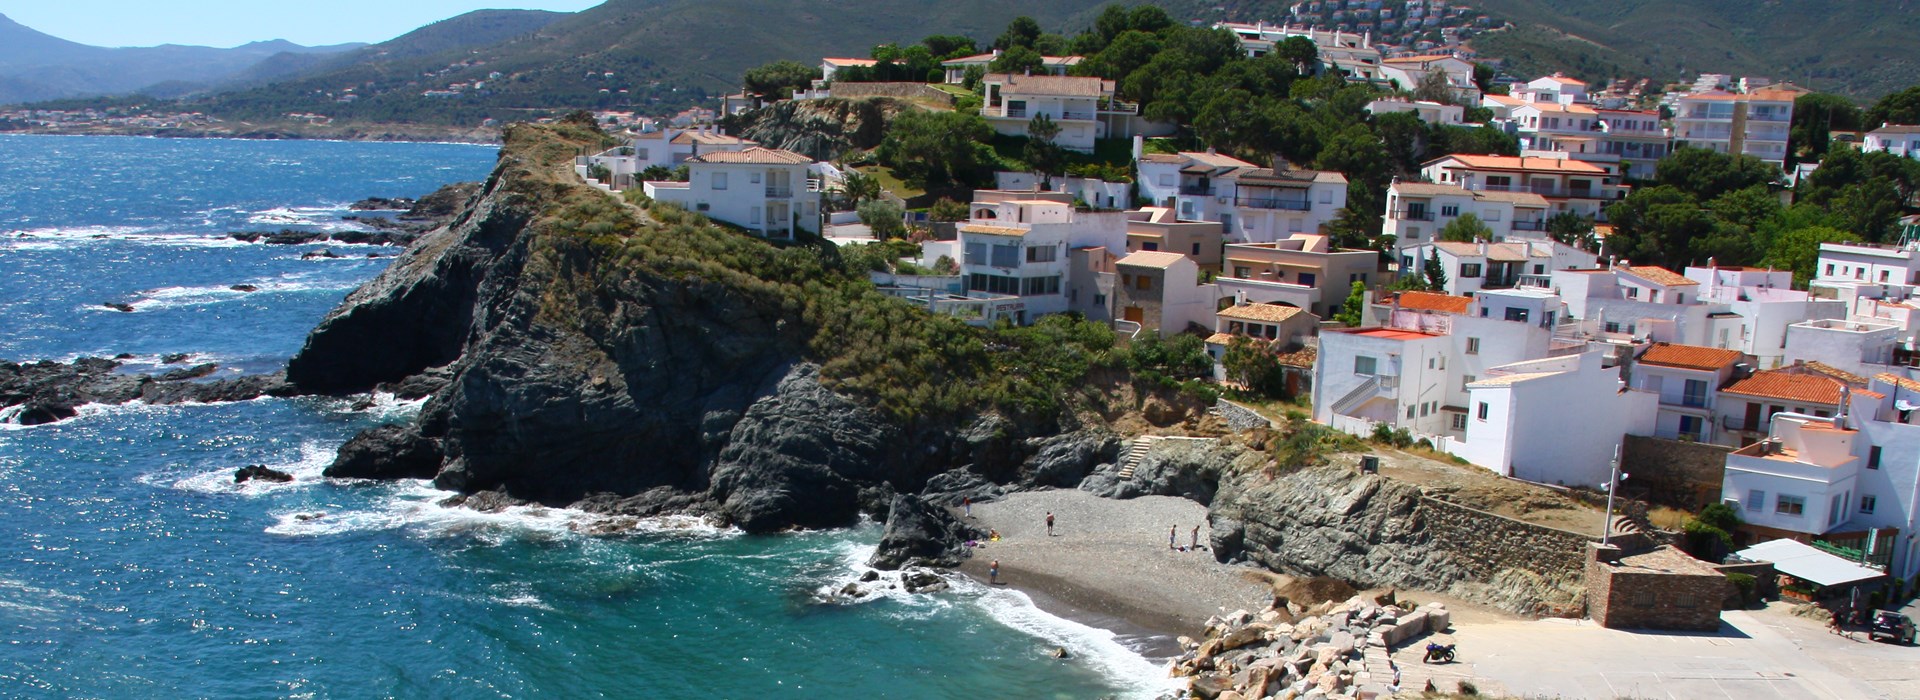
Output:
[1116, 437, 1159, 480]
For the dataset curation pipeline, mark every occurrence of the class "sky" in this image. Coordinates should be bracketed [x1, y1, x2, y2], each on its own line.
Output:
[0, 1, 606, 48]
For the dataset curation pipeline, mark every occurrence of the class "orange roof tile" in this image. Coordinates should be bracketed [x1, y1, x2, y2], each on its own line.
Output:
[1395, 291, 1474, 315]
[1874, 373, 1920, 394]
[1618, 264, 1698, 287]
[1722, 371, 1847, 405]
[1638, 343, 1742, 371]
[1219, 303, 1306, 323]
[1431, 154, 1609, 175]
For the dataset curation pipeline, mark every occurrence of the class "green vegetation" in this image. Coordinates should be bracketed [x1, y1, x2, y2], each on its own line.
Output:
[857, 199, 907, 239]
[1333, 281, 1366, 327]
[875, 110, 993, 188]
[741, 60, 821, 100]
[1682, 502, 1742, 559]
[1222, 336, 1289, 400]
[1438, 213, 1493, 243]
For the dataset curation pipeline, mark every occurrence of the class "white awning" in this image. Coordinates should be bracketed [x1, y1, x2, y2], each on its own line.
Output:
[1735, 539, 1886, 587]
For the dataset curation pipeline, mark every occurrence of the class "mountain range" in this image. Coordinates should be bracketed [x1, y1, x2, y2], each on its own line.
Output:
[0, 13, 366, 103]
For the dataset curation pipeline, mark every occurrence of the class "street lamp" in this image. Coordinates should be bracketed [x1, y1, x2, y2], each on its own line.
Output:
[1601, 444, 1629, 546]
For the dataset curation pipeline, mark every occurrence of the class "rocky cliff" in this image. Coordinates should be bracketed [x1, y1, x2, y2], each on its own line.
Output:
[287, 123, 1121, 533]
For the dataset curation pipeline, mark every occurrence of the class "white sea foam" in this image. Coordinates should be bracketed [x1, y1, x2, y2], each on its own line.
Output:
[100, 276, 359, 312]
[261, 479, 738, 542]
[964, 581, 1181, 699]
[159, 441, 339, 496]
[4, 225, 254, 250]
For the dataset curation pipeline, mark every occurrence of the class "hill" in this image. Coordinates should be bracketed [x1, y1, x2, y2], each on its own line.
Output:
[0, 13, 362, 104]
[1465, 0, 1920, 99]
[219, 9, 570, 89]
[192, 0, 1123, 125]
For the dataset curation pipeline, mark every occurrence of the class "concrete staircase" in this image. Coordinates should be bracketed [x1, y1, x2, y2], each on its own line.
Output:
[1116, 437, 1161, 480]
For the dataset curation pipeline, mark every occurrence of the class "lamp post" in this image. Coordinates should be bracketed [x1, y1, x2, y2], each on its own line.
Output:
[1602, 445, 1628, 546]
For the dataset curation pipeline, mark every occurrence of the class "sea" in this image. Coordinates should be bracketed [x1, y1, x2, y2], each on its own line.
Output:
[0, 134, 1173, 698]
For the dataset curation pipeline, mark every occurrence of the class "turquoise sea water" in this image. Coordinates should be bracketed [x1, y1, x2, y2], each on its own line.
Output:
[0, 135, 1170, 698]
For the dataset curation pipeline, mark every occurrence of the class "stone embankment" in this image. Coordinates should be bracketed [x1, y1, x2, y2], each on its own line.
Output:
[1171, 594, 1455, 699]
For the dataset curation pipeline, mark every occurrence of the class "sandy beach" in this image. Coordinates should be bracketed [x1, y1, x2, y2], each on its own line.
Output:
[954, 489, 1272, 654]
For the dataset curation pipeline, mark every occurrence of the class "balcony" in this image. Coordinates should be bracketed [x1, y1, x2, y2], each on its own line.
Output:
[1235, 196, 1312, 211]
[1006, 107, 1027, 118]
[1391, 209, 1434, 221]
[1179, 185, 1216, 196]
[765, 186, 793, 198]
[1510, 220, 1546, 231]
[1060, 111, 1095, 121]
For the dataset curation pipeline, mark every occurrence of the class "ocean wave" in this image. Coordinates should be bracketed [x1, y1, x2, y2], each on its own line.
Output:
[157, 441, 339, 496]
[98, 277, 359, 312]
[0, 401, 157, 431]
[964, 581, 1180, 699]
[4, 225, 254, 250]
[262, 480, 737, 543]
[247, 206, 367, 233]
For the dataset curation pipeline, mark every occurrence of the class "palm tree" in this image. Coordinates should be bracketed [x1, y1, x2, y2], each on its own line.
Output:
[837, 170, 882, 211]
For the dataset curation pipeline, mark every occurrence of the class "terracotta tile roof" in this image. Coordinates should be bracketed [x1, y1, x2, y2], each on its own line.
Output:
[959, 224, 1031, 236]
[1484, 94, 1524, 106]
[1470, 371, 1558, 387]
[688, 147, 811, 165]
[1722, 371, 1846, 406]
[1275, 344, 1316, 369]
[823, 58, 878, 67]
[1874, 373, 1920, 394]
[1391, 182, 1468, 197]
[1520, 102, 1598, 115]
[1116, 251, 1189, 269]
[1395, 291, 1474, 315]
[1638, 343, 1742, 371]
[1538, 74, 1587, 86]
[987, 73, 1113, 97]
[1205, 332, 1238, 346]
[1219, 303, 1305, 323]
[1179, 151, 1260, 169]
[1617, 264, 1698, 287]
[1800, 361, 1868, 385]
[1430, 154, 1609, 175]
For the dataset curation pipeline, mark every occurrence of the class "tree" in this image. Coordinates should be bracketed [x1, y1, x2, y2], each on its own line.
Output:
[1276, 36, 1319, 75]
[1797, 148, 1920, 241]
[1604, 185, 1716, 267]
[1653, 147, 1780, 201]
[1547, 211, 1597, 252]
[1867, 85, 1920, 129]
[858, 199, 907, 239]
[1422, 254, 1449, 291]
[875, 110, 992, 187]
[1222, 337, 1289, 398]
[990, 45, 1045, 74]
[1471, 63, 1497, 93]
[1760, 226, 1859, 287]
[1334, 281, 1367, 327]
[1023, 113, 1065, 177]
[640, 164, 674, 182]
[1789, 93, 1863, 162]
[921, 35, 977, 60]
[1412, 69, 1459, 105]
[994, 16, 1042, 51]
[1438, 212, 1493, 242]
[1682, 502, 1743, 559]
[835, 170, 883, 211]
[928, 197, 969, 222]
[742, 60, 819, 99]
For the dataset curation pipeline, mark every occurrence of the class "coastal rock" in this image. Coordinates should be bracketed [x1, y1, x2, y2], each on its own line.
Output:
[325, 424, 442, 479]
[868, 493, 981, 570]
[350, 196, 417, 211]
[401, 182, 482, 221]
[1208, 463, 1466, 593]
[1081, 438, 1242, 503]
[709, 365, 897, 532]
[301, 248, 342, 259]
[0, 357, 289, 425]
[157, 363, 218, 381]
[102, 302, 135, 313]
[439, 489, 525, 513]
[234, 465, 294, 483]
[230, 284, 260, 292]
[1021, 430, 1121, 487]
[901, 570, 948, 593]
[161, 353, 191, 364]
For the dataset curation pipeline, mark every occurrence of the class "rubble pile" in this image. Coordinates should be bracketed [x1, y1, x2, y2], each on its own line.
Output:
[1169, 594, 1454, 699]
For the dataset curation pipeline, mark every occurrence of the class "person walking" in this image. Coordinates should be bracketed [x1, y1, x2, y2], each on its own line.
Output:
[1045, 511, 1055, 536]
[1169, 525, 1177, 550]
[1190, 525, 1201, 550]
[963, 496, 971, 518]
[989, 559, 1000, 585]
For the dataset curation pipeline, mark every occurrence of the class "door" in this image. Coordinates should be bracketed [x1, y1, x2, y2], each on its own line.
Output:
[1743, 402, 1762, 432]
[1124, 306, 1144, 323]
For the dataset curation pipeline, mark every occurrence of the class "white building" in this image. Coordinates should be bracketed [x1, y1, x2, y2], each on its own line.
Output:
[1450, 352, 1658, 486]
[1379, 55, 1481, 103]
[940, 51, 1081, 83]
[1813, 240, 1920, 315]
[1689, 265, 1846, 368]
[1723, 413, 1868, 544]
[1135, 153, 1348, 243]
[1863, 125, 1920, 159]
[819, 57, 876, 81]
[1551, 264, 1721, 347]
[1136, 151, 1260, 223]
[1402, 240, 1597, 297]
[1421, 154, 1625, 222]
[1365, 98, 1465, 126]
[1782, 318, 1903, 379]
[979, 73, 1143, 152]
[957, 197, 1128, 323]
[1673, 89, 1796, 168]
[1628, 342, 1748, 444]
[1383, 181, 1551, 251]
[1215, 22, 1383, 82]
[643, 147, 822, 240]
[1715, 367, 1856, 447]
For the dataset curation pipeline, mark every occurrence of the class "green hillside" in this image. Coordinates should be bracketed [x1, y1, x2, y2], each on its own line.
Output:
[1466, 0, 1920, 99]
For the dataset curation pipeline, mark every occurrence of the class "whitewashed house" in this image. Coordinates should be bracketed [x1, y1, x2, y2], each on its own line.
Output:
[1721, 413, 1871, 549]
[1135, 153, 1348, 244]
[1136, 151, 1260, 223]
[1110, 251, 1219, 336]
[1365, 98, 1465, 126]
[1863, 125, 1920, 159]
[1421, 154, 1625, 222]
[1383, 181, 1551, 251]
[956, 197, 1128, 323]
[1628, 342, 1749, 444]
[643, 147, 822, 240]
[1400, 240, 1597, 297]
[1451, 352, 1657, 486]
[1673, 89, 1796, 168]
[980, 73, 1141, 152]
[1689, 265, 1846, 368]
[941, 51, 1081, 83]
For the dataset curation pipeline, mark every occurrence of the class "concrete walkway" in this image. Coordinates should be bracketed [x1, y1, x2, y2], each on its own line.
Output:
[1385, 603, 1917, 699]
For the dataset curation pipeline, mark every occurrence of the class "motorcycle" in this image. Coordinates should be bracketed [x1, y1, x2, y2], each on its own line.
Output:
[1423, 642, 1456, 664]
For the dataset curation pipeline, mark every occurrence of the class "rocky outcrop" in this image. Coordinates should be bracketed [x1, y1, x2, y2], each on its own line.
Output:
[868, 493, 982, 570]
[0, 357, 294, 426]
[1081, 438, 1242, 504]
[325, 424, 443, 479]
[234, 465, 294, 483]
[1169, 595, 1466, 699]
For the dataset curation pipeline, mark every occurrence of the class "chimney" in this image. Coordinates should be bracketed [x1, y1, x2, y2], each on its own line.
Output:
[1131, 134, 1144, 161]
[1271, 155, 1290, 172]
[1478, 240, 1488, 256]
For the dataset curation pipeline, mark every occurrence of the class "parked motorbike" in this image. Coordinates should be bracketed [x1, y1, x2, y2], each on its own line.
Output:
[1423, 642, 1456, 664]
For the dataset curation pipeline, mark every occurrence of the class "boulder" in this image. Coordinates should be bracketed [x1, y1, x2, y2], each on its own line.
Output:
[902, 571, 947, 593]
[1021, 430, 1120, 487]
[102, 302, 135, 313]
[868, 493, 981, 570]
[234, 465, 294, 484]
[326, 424, 443, 479]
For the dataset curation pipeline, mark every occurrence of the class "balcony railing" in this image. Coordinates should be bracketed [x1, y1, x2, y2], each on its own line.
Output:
[1061, 111, 1095, 121]
[1392, 209, 1434, 221]
[1510, 220, 1546, 231]
[1724, 415, 1763, 432]
[1179, 185, 1215, 196]
[1006, 107, 1027, 118]
[765, 187, 793, 198]
[1236, 196, 1312, 211]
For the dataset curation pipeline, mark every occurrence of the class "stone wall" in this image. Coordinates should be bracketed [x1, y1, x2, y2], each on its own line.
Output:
[1215, 398, 1277, 432]
[1422, 496, 1592, 613]
[830, 82, 954, 105]
[1586, 544, 1729, 631]
[1621, 434, 1730, 508]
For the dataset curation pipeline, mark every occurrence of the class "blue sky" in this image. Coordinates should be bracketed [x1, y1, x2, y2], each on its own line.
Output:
[0, 1, 605, 48]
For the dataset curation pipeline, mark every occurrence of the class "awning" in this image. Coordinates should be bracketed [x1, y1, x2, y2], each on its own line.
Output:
[1734, 539, 1886, 587]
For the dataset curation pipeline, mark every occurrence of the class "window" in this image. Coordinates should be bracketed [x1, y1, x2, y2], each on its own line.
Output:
[1460, 264, 1482, 278]
[1420, 403, 1431, 417]
[1869, 445, 1882, 469]
[1533, 264, 1545, 275]
[1746, 490, 1765, 512]
[749, 172, 761, 184]
[712, 172, 728, 190]
[1675, 593, 1698, 609]
[1094, 293, 1105, 306]
[1192, 242, 1201, 255]
[967, 274, 1020, 295]
[1022, 276, 1061, 296]
[1861, 495, 1877, 514]
[1477, 402, 1489, 420]
[695, 203, 710, 212]
[1466, 337, 1481, 354]
[1626, 287, 1639, 299]
[1776, 494, 1805, 517]
[1856, 268, 1865, 280]
[1824, 263, 1835, 276]
[1135, 275, 1153, 291]
[990, 244, 1020, 268]
[1462, 375, 1476, 390]
[1504, 307, 1529, 323]
[1407, 406, 1417, 419]
[1882, 270, 1891, 282]
[1440, 204, 1460, 217]
[1298, 273, 1316, 287]
[1679, 415, 1703, 441]
[1451, 413, 1467, 430]
[1026, 246, 1057, 263]
[1355, 356, 1378, 375]
[1682, 379, 1708, 408]
[1234, 266, 1251, 279]
[964, 243, 987, 265]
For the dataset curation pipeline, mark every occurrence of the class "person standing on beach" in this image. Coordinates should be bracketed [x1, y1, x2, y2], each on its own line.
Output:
[963, 496, 971, 518]
[1190, 525, 1201, 550]
[1169, 525, 1177, 549]
[1045, 511, 1055, 536]
[989, 560, 1000, 585]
